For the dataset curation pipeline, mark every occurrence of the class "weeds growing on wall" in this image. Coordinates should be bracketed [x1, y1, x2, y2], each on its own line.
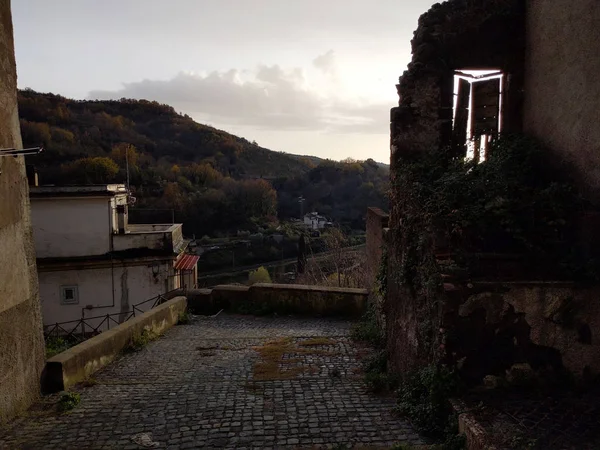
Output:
[396, 365, 464, 448]
[350, 303, 385, 348]
[397, 135, 588, 279]
[177, 310, 191, 325]
[126, 328, 159, 352]
[390, 134, 591, 366]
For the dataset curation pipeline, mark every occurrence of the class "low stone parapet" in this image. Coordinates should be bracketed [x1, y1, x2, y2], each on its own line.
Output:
[42, 296, 187, 393]
[187, 283, 368, 317]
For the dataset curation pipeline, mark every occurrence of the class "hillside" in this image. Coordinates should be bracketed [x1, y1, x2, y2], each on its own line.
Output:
[18, 89, 388, 236]
[18, 89, 316, 180]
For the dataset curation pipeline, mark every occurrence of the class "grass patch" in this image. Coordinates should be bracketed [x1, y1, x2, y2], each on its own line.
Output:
[57, 392, 80, 412]
[177, 310, 191, 325]
[299, 337, 337, 347]
[251, 337, 339, 381]
[81, 377, 97, 387]
[125, 328, 158, 353]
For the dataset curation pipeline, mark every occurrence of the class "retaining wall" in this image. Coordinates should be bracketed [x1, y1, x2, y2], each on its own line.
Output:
[42, 296, 187, 393]
[187, 283, 368, 317]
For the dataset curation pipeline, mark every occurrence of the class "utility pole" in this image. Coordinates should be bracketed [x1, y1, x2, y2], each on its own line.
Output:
[298, 196, 305, 218]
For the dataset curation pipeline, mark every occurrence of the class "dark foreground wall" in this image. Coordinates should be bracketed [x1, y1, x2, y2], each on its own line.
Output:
[0, 0, 46, 423]
[442, 282, 600, 384]
[524, 0, 600, 197]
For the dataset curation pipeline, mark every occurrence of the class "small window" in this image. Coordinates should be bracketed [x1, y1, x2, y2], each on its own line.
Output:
[60, 285, 79, 305]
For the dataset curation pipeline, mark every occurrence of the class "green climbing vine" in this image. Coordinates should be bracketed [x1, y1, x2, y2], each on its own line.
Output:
[390, 134, 589, 363]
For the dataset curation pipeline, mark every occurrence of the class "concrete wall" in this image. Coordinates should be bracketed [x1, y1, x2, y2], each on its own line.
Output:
[39, 260, 174, 327]
[524, 0, 600, 196]
[31, 197, 111, 258]
[112, 225, 181, 253]
[0, 0, 45, 422]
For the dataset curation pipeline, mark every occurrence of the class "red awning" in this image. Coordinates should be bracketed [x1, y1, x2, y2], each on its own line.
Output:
[174, 254, 199, 271]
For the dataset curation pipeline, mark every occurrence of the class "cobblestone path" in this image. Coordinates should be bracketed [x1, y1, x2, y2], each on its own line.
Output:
[0, 315, 423, 449]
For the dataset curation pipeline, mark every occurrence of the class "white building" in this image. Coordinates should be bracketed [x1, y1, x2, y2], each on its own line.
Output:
[29, 185, 198, 330]
[303, 212, 329, 230]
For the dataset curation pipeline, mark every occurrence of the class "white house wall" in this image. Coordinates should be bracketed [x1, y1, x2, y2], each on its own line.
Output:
[39, 261, 174, 328]
[31, 198, 111, 258]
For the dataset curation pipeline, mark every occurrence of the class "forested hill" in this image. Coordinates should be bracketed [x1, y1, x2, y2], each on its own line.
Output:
[18, 89, 316, 180]
[18, 89, 389, 236]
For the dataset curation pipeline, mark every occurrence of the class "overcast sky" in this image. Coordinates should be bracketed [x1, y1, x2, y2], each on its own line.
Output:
[12, 0, 438, 163]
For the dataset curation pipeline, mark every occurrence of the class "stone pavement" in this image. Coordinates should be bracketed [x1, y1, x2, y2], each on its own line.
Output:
[0, 314, 423, 449]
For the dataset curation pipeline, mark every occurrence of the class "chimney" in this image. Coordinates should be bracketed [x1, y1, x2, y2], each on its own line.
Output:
[116, 204, 128, 234]
[26, 165, 38, 187]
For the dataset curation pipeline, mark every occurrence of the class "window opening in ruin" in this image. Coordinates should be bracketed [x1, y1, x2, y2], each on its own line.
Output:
[452, 70, 504, 162]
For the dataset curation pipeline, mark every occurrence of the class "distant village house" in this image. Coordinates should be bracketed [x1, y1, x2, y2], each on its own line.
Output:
[303, 212, 331, 230]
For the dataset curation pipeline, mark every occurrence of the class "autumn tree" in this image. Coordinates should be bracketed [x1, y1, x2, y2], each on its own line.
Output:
[63, 157, 119, 184]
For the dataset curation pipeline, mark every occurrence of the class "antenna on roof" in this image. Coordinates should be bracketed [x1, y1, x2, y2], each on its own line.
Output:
[125, 144, 136, 205]
[125, 144, 131, 193]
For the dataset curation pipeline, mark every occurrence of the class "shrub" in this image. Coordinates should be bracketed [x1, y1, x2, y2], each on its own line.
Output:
[45, 336, 75, 358]
[57, 392, 80, 412]
[350, 304, 384, 347]
[396, 365, 462, 438]
[177, 310, 191, 325]
[248, 266, 271, 285]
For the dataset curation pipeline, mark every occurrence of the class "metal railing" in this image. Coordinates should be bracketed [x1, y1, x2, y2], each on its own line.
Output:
[43, 288, 184, 342]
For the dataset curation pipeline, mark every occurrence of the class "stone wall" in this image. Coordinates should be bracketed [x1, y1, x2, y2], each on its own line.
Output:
[0, 0, 45, 423]
[365, 207, 389, 289]
[444, 282, 600, 385]
[187, 283, 368, 317]
[524, 0, 600, 198]
[387, 0, 525, 375]
[42, 296, 187, 393]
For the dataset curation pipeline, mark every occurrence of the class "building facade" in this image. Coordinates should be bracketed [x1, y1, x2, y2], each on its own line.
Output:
[303, 212, 328, 230]
[30, 185, 198, 330]
[0, 0, 46, 423]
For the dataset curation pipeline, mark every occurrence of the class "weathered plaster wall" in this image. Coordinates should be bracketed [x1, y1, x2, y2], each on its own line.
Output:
[0, 0, 45, 423]
[524, 0, 600, 197]
[30, 197, 111, 258]
[38, 261, 173, 326]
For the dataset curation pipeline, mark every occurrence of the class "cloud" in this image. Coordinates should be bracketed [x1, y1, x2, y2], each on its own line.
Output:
[312, 50, 336, 75]
[88, 57, 390, 134]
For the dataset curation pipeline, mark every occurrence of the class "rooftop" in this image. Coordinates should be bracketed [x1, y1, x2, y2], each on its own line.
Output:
[30, 184, 128, 198]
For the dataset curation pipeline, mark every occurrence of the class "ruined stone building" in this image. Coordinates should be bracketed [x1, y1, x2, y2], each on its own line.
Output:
[385, 0, 600, 384]
[0, 0, 46, 423]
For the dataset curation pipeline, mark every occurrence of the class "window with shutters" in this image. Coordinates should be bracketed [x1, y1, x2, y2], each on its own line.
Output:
[452, 70, 504, 162]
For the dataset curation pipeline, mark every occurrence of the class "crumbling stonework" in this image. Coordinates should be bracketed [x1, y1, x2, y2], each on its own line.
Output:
[0, 0, 45, 423]
[387, 0, 600, 386]
[444, 281, 600, 384]
[365, 207, 389, 329]
[387, 0, 525, 376]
